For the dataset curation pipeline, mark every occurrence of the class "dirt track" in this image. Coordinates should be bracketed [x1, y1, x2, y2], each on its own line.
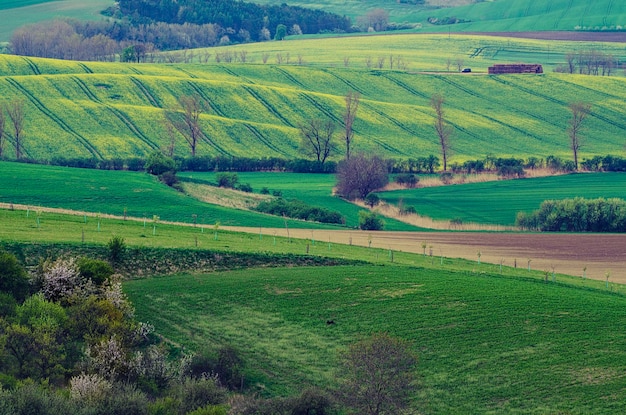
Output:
[227, 227, 626, 283]
[466, 31, 626, 43]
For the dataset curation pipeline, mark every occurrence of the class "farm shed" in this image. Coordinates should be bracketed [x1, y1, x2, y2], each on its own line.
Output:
[488, 64, 543, 74]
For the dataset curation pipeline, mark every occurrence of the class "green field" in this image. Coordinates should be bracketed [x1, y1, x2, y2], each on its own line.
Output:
[0, 0, 113, 41]
[380, 172, 626, 225]
[124, 264, 626, 413]
[0, 161, 420, 230]
[1, 42, 625, 164]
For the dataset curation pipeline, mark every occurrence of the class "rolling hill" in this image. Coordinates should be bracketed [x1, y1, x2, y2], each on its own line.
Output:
[1, 34, 625, 165]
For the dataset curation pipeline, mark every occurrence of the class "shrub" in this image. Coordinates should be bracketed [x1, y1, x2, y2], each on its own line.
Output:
[394, 173, 418, 188]
[216, 172, 239, 188]
[237, 183, 253, 193]
[260, 187, 270, 195]
[0, 251, 30, 302]
[440, 172, 453, 184]
[364, 193, 380, 208]
[41, 257, 81, 303]
[400, 205, 416, 215]
[254, 199, 345, 225]
[77, 257, 114, 286]
[145, 151, 176, 176]
[175, 377, 227, 414]
[358, 211, 384, 231]
[271, 189, 282, 197]
[107, 236, 126, 265]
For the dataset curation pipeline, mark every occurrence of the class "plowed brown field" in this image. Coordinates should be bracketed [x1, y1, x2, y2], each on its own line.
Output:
[231, 227, 626, 283]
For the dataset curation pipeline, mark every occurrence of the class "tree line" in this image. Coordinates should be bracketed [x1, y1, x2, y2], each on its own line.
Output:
[111, 0, 351, 42]
[556, 49, 621, 76]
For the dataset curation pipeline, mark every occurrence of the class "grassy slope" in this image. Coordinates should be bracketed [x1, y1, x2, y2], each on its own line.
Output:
[252, 0, 626, 31]
[0, 0, 113, 41]
[1, 40, 625, 163]
[124, 265, 626, 413]
[0, 161, 418, 230]
[379, 173, 626, 225]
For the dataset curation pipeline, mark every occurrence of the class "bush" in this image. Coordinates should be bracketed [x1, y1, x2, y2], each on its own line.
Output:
[440, 172, 453, 184]
[260, 187, 270, 195]
[400, 205, 416, 215]
[107, 236, 126, 265]
[77, 257, 114, 286]
[175, 377, 227, 414]
[0, 251, 30, 302]
[516, 197, 626, 232]
[364, 193, 380, 208]
[216, 172, 239, 188]
[145, 152, 176, 176]
[358, 211, 384, 231]
[394, 173, 418, 188]
[254, 199, 345, 225]
[237, 183, 253, 193]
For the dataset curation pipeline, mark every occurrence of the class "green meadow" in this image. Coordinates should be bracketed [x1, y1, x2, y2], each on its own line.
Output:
[0, 161, 419, 230]
[0, 0, 114, 42]
[379, 172, 626, 226]
[124, 264, 626, 413]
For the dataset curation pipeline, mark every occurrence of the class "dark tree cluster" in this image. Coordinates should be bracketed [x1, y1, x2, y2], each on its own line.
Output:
[112, 0, 352, 41]
[254, 198, 345, 225]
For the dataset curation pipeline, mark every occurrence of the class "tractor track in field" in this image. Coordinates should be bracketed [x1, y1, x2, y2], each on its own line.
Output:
[320, 69, 365, 95]
[6, 77, 102, 159]
[130, 77, 162, 108]
[244, 85, 295, 127]
[243, 124, 288, 156]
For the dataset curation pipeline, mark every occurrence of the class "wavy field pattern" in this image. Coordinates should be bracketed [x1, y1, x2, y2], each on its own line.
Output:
[1, 41, 625, 162]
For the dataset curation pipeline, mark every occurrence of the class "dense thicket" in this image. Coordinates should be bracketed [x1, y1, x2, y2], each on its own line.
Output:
[254, 198, 345, 225]
[112, 0, 352, 41]
[516, 197, 626, 232]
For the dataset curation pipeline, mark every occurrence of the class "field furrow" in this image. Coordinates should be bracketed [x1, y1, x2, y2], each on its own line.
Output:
[107, 106, 159, 151]
[299, 93, 343, 125]
[77, 63, 93, 74]
[244, 85, 296, 127]
[320, 69, 366, 95]
[130, 77, 162, 108]
[22, 57, 41, 75]
[5, 77, 102, 159]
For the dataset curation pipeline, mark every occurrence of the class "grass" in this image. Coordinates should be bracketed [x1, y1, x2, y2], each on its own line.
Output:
[378, 172, 626, 226]
[179, 171, 416, 230]
[0, 0, 114, 41]
[0, 161, 420, 231]
[123, 264, 626, 413]
[1, 37, 625, 164]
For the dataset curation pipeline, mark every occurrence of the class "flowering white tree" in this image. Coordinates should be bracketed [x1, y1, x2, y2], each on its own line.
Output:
[42, 257, 81, 302]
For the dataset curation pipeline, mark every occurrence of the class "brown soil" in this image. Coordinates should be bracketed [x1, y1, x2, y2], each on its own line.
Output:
[227, 227, 626, 284]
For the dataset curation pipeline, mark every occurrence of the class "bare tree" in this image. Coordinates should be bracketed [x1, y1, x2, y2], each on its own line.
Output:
[298, 118, 336, 167]
[343, 91, 360, 160]
[455, 57, 464, 72]
[6, 99, 25, 160]
[567, 101, 592, 170]
[0, 104, 5, 159]
[431, 93, 453, 171]
[338, 333, 417, 415]
[166, 95, 206, 157]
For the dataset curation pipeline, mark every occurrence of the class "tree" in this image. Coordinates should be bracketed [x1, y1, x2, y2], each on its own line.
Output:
[431, 93, 453, 171]
[299, 118, 336, 167]
[0, 251, 30, 302]
[274, 24, 287, 41]
[358, 210, 384, 231]
[166, 95, 206, 157]
[338, 333, 417, 415]
[336, 153, 388, 200]
[6, 99, 25, 160]
[567, 101, 592, 170]
[343, 91, 360, 160]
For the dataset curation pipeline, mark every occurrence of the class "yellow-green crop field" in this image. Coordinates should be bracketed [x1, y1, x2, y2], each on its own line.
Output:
[1, 34, 625, 163]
